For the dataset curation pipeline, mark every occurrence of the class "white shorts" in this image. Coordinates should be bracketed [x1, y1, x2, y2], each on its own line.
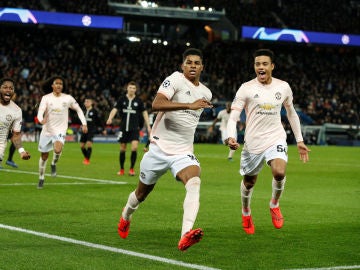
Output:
[38, 133, 66, 153]
[139, 143, 200, 185]
[240, 141, 288, 176]
[0, 140, 7, 160]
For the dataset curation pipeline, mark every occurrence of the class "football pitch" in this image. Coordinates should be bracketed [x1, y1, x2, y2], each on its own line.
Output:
[0, 142, 359, 270]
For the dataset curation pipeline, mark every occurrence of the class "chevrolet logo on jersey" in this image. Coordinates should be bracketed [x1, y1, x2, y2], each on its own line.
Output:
[259, 103, 275, 110]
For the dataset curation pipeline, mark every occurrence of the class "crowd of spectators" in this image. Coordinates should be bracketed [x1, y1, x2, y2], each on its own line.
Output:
[1, 1, 359, 140]
[6, 0, 359, 34]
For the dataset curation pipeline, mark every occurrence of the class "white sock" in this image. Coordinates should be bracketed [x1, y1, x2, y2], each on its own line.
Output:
[39, 157, 48, 180]
[228, 149, 235, 159]
[122, 191, 140, 221]
[181, 177, 201, 236]
[270, 177, 286, 208]
[52, 152, 62, 165]
[241, 180, 254, 216]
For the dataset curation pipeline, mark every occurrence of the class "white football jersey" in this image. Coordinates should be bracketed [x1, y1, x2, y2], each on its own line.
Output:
[37, 93, 86, 137]
[151, 71, 212, 155]
[231, 77, 299, 153]
[0, 100, 22, 158]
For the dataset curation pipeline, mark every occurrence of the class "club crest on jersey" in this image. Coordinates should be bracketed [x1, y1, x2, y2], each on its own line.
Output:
[275, 92, 282, 100]
[6, 114, 12, 121]
[162, 80, 170, 88]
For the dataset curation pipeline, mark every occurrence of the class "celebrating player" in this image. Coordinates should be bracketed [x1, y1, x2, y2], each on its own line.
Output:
[225, 49, 310, 234]
[117, 48, 213, 251]
[0, 77, 31, 168]
[36, 75, 88, 189]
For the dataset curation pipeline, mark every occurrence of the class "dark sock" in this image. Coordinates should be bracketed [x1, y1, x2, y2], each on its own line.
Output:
[130, 151, 137, 169]
[81, 147, 87, 158]
[120, 151, 125, 169]
[87, 147, 92, 160]
[8, 142, 16, 161]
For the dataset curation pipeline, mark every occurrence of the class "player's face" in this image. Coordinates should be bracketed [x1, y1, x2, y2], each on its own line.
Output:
[0, 80, 15, 105]
[84, 99, 92, 108]
[51, 79, 63, 96]
[127, 84, 137, 96]
[254, 55, 274, 85]
[181, 54, 203, 84]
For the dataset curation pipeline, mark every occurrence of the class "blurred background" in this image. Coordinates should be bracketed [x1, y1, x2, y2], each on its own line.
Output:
[1, 0, 359, 146]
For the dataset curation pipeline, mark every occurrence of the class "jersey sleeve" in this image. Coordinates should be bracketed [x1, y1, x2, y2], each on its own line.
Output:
[157, 72, 179, 100]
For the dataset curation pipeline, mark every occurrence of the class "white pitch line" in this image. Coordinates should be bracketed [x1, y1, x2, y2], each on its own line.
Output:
[284, 266, 360, 270]
[0, 169, 127, 185]
[0, 223, 220, 270]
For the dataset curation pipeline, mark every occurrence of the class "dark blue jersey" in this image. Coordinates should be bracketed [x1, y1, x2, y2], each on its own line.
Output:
[114, 96, 146, 132]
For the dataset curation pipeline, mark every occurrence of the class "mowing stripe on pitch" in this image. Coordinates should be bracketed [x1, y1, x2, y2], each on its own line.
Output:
[284, 266, 360, 270]
[0, 224, 220, 270]
[1, 169, 126, 184]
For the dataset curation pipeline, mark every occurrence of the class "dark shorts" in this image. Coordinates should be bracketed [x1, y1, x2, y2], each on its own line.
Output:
[80, 131, 95, 143]
[118, 130, 139, 143]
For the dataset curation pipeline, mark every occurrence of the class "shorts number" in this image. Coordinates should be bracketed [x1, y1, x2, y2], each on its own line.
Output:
[277, 145, 287, 153]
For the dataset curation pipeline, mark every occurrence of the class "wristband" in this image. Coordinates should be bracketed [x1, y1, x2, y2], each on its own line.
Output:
[18, 147, 25, 154]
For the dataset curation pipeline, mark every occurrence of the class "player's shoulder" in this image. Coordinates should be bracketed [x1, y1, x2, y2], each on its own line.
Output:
[272, 77, 290, 88]
[242, 78, 257, 88]
[9, 100, 22, 112]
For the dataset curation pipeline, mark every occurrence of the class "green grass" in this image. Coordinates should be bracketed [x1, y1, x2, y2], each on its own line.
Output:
[0, 142, 359, 270]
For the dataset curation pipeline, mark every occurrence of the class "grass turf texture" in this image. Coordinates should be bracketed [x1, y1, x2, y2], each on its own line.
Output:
[0, 142, 359, 270]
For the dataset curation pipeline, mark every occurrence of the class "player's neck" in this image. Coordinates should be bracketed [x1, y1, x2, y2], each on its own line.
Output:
[126, 93, 135, 100]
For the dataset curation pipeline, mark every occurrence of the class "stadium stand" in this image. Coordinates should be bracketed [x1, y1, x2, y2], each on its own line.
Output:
[1, 0, 359, 144]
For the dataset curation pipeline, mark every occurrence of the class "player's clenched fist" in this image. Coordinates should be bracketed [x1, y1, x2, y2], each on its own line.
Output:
[224, 137, 239, 150]
[18, 148, 31, 160]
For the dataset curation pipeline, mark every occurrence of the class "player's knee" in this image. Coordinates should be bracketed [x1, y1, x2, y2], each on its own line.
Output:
[273, 172, 286, 181]
[244, 175, 257, 189]
[185, 177, 201, 193]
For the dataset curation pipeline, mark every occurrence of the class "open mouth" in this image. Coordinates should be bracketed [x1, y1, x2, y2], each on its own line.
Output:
[3, 93, 11, 100]
[258, 71, 266, 80]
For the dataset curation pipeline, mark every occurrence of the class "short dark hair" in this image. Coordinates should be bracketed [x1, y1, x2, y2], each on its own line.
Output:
[253, 49, 275, 63]
[182, 48, 203, 62]
[42, 75, 66, 93]
[0, 77, 15, 87]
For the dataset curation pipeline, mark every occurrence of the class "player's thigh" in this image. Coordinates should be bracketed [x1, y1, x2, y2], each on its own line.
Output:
[240, 150, 266, 176]
[139, 145, 169, 185]
[38, 135, 53, 152]
[170, 153, 201, 181]
[265, 142, 288, 164]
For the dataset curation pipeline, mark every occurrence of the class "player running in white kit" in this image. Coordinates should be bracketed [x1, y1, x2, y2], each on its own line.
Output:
[37, 75, 87, 189]
[117, 48, 213, 251]
[226, 49, 310, 234]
